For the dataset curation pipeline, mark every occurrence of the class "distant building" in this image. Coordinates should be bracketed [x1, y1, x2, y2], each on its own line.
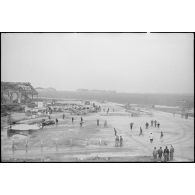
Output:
[1, 82, 38, 104]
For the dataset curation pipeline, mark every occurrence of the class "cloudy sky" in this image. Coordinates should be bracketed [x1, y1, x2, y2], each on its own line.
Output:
[1, 33, 194, 94]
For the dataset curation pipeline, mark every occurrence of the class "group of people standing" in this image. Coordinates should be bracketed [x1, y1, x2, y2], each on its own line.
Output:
[153, 145, 175, 162]
[97, 119, 108, 128]
[150, 120, 160, 128]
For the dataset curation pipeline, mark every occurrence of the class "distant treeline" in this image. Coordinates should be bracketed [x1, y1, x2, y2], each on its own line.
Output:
[37, 91, 194, 108]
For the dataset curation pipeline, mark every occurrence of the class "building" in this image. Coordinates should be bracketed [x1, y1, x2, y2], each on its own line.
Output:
[1, 82, 38, 104]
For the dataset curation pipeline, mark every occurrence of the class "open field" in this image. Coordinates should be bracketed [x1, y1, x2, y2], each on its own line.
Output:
[1, 102, 194, 162]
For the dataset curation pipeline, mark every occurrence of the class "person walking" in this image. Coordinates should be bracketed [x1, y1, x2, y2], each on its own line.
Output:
[139, 127, 143, 136]
[114, 128, 117, 136]
[158, 147, 163, 161]
[119, 136, 123, 147]
[72, 117, 74, 124]
[62, 113, 65, 119]
[170, 145, 174, 161]
[153, 147, 158, 160]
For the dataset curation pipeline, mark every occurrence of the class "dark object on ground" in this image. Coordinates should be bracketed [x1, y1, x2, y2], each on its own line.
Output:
[42, 120, 55, 127]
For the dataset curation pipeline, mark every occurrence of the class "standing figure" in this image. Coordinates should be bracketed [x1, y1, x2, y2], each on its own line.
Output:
[164, 146, 169, 162]
[72, 117, 74, 124]
[139, 127, 143, 136]
[153, 147, 158, 160]
[151, 120, 153, 127]
[97, 119, 99, 126]
[170, 145, 174, 161]
[157, 123, 160, 128]
[160, 131, 164, 139]
[107, 108, 110, 114]
[158, 147, 163, 161]
[55, 118, 58, 125]
[119, 136, 123, 147]
[62, 113, 65, 119]
[114, 128, 117, 136]
[145, 122, 149, 129]
[130, 122, 134, 130]
[149, 133, 153, 143]
[115, 135, 119, 147]
[81, 117, 83, 123]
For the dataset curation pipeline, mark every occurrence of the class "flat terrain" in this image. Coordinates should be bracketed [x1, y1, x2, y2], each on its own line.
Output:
[1, 102, 194, 162]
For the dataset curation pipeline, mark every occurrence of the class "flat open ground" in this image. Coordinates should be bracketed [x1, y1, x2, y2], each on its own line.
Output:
[1, 102, 194, 162]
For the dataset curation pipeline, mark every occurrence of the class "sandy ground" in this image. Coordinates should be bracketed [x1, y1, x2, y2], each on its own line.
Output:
[1, 102, 194, 162]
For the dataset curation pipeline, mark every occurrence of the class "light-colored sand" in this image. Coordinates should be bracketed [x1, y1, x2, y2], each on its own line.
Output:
[1, 102, 194, 162]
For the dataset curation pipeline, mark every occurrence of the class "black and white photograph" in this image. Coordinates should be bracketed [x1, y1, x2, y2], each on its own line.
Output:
[1, 32, 194, 162]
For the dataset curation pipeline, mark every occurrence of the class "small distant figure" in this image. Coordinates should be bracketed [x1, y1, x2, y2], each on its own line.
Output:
[157, 122, 160, 128]
[55, 118, 58, 125]
[153, 147, 158, 160]
[164, 146, 169, 162]
[149, 133, 153, 143]
[104, 120, 107, 128]
[119, 136, 123, 147]
[139, 127, 143, 136]
[114, 128, 117, 136]
[154, 120, 157, 127]
[72, 117, 74, 124]
[62, 114, 65, 119]
[151, 120, 153, 127]
[170, 145, 174, 161]
[115, 135, 119, 147]
[25, 139, 28, 153]
[130, 122, 134, 130]
[158, 147, 163, 161]
[97, 119, 99, 126]
[145, 122, 149, 129]
[107, 108, 110, 114]
[81, 117, 83, 123]
[160, 131, 164, 139]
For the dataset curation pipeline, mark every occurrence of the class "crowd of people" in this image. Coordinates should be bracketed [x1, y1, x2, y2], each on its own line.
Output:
[48, 108, 175, 162]
[153, 145, 175, 162]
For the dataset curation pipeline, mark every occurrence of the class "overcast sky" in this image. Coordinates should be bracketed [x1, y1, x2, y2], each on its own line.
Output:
[1, 33, 194, 94]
